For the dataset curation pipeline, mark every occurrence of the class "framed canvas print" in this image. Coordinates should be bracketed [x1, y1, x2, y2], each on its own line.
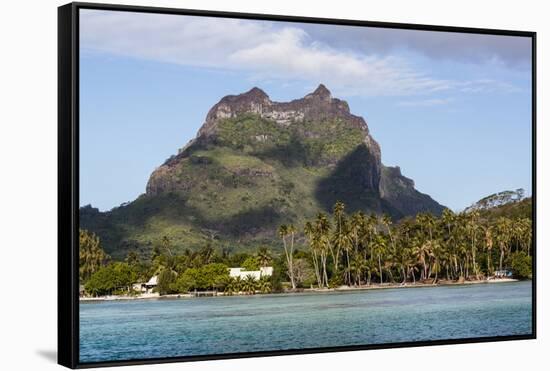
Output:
[58, 2, 536, 368]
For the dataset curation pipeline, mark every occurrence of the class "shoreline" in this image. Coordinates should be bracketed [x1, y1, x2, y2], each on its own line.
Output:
[80, 278, 521, 303]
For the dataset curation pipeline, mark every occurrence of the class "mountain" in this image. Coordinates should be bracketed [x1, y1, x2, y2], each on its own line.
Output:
[81, 84, 445, 259]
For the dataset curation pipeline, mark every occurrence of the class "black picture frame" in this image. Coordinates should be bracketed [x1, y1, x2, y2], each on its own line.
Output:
[58, 2, 537, 368]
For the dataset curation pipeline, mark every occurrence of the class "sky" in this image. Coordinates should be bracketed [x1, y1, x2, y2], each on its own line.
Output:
[79, 9, 532, 212]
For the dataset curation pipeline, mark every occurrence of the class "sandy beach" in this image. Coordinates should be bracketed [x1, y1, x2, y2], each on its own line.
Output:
[80, 277, 520, 302]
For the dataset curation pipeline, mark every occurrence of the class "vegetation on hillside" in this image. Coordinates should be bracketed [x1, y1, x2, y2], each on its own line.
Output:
[80, 194, 532, 297]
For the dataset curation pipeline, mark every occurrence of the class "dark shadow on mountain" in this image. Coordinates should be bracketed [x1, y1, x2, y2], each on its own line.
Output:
[81, 193, 190, 233]
[80, 193, 197, 258]
[315, 144, 382, 214]
[81, 192, 287, 257]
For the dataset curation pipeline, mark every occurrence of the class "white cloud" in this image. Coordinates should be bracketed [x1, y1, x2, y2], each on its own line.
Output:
[80, 9, 519, 97]
[300, 24, 532, 69]
[228, 28, 453, 96]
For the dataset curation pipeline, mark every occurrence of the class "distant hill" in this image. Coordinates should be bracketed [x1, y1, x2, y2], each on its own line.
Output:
[474, 195, 532, 222]
[465, 189, 527, 213]
[463, 188, 531, 222]
[81, 84, 445, 259]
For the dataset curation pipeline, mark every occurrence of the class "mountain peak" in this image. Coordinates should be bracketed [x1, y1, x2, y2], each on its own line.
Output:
[307, 84, 332, 100]
[243, 87, 269, 100]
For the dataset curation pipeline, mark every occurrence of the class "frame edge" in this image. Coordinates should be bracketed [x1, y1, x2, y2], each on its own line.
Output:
[63, 2, 537, 368]
[58, 2, 78, 369]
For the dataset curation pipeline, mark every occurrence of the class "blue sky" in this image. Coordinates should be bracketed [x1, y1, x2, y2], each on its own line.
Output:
[79, 9, 532, 212]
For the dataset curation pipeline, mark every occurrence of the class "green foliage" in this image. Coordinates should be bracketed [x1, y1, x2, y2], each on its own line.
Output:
[264, 256, 284, 292]
[157, 268, 177, 295]
[174, 263, 230, 292]
[301, 199, 533, 288]
[509, 251, 532, 279]
[256, 246, 273, 267]
[223, 275, 273, 295]
[84, 262, 136, 296]
[292, 258, 316, 288]
[328, 275, 344, 288]
[79, 229, 110, 283]
[241, 256, 260, 271]
[257, 276, 272, 293]
[216, 114, 290, 150]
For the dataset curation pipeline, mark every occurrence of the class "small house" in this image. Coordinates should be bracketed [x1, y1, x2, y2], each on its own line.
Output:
[229, 266, 273, 280]
[142, 275, 158, 294]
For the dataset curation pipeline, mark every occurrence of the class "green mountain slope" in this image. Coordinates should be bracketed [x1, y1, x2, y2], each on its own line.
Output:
[476, 195, 532, 221]
[81, 85, 445, 259]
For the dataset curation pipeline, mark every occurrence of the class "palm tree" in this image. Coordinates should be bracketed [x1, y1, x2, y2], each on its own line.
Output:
[371, 234, 387, 284]
[256, 246, 272, 268]
[278, 224, 297, 289]
[495, 217, 512, 272]
[257, 276, 272, 293]
[304, 221, 322, 288]
[243, 275, 257, 294]
[484, 226, 494, 276]
[287, 224, 297, 288]
[333, 201, 345, 230]
[224, 277, 237, 296]
[466, 210, 480, 278]
[331, 201, 346, 273]
[297, 200, 531, 287]
[381, 214, 395, 248]
[441, 208, 456, 236]
[333, 217, 352, 285]
[350, 211, 366, 285]
[516, 218, 532, 256]
[233, 276, 243, 293]
[349, 252, 368, 286]
[441, 208, 457, 277]
[413, 237, 432, 281]
[430, 239, 444, 283]
[315, 213, 331, 288]
[79, 229, 110, 282]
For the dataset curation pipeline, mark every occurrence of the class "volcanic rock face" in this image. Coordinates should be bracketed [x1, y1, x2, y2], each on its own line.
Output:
[82, 84, 444, 257]
[200, 84, 373, 134]
[147, 85, 382, 199]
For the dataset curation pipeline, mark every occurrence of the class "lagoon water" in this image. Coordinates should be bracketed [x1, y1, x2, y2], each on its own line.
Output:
[80, 281, 532, 363]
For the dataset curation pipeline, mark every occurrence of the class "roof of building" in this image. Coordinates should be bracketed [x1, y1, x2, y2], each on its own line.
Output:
[146, 275, 158, 285]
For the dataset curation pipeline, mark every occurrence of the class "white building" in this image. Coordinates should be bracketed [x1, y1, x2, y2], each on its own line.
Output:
[229, 266, 273, 280]
[137, 275, 158, 294]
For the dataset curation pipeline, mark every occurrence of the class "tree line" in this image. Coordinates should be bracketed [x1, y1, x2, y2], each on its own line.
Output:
[280, 201, 532, 288]
[80, 230, 283, 296]
[80, 199, 532, 296]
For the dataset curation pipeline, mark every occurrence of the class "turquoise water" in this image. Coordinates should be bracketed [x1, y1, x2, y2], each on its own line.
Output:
[80, 281, 532, 363]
